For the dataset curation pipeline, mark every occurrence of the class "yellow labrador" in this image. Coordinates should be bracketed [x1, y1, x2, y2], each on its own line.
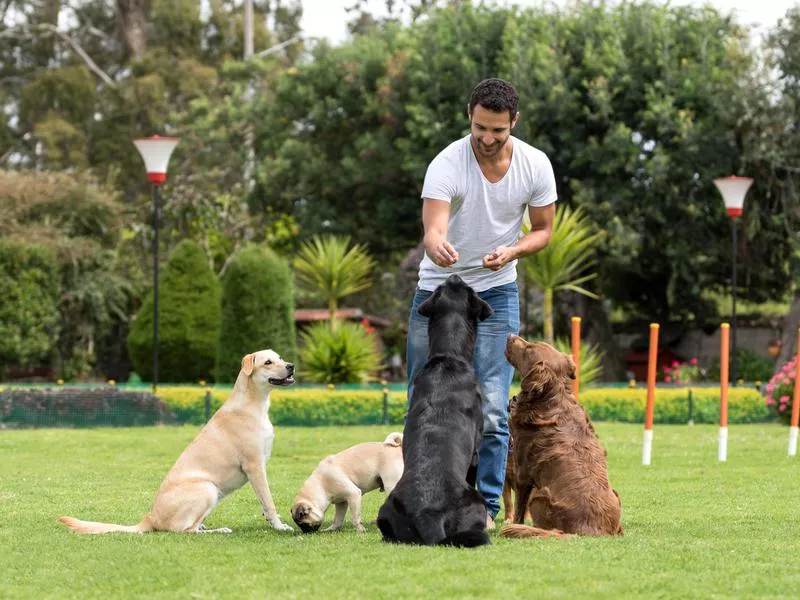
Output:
[59, 349, 295, 534]
[291, 432, 404, 533]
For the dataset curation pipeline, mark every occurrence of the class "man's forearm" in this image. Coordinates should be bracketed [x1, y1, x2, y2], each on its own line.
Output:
[511, 228, 552, 260]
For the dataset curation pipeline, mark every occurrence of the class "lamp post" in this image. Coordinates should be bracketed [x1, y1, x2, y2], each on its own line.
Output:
[133, 135, 180, 393]
[713, 175, 753, 387]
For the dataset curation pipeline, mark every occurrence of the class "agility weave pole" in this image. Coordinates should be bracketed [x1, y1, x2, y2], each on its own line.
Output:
[789, 327, 800, 457]
[571, 316, 581, 402]
[642, 323, 659, 466]
[719, 323, 730, 462]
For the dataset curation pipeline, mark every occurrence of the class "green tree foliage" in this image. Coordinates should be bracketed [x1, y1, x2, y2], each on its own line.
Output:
[0, 171, 134, 378]
[0, 243, 60, 369]
[298, 321, 382, 384]
[522, 205, 601, 343]
[215, 245, 296, 383]
[293, 235, 376, 326]
[127, 240, 221, 383]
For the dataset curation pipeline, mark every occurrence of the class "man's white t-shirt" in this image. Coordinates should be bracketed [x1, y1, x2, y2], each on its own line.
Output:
[417, 134, 558, 292]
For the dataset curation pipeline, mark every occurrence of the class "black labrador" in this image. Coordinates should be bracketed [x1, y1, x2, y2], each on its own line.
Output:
[377, 274, 493, 547]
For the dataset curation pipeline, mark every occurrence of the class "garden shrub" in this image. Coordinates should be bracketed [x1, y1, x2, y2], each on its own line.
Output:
[0, 387, 172, 428]
[215, 246, 296, 383]
[0, 242, 60, 370]
[153, 385, 768, 426]
[765, 357, 797, 424]
[127, 240, 221, 383]
[298, 321, 382, 384]
[707, 348, 775, 383]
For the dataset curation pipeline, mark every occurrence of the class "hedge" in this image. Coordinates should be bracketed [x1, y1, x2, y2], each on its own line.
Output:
[0, 387, 172, 428]
[155, 385, 769, 427]
[0, 385, 770, 428]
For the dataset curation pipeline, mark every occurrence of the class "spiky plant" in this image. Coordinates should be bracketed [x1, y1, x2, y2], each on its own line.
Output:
[293, 235, 376, 328]
[523, 205, 602, 343]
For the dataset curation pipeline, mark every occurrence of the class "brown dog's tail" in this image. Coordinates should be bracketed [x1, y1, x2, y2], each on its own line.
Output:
[499, 524, 567, 539]
[383, 432, 403, 447]
[58, 515, 154, 535]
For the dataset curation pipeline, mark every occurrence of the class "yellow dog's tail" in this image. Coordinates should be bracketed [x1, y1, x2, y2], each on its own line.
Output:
[382, 432, 403, 447]
[499, 524, 567, 539]
[58, 515, 154, 535]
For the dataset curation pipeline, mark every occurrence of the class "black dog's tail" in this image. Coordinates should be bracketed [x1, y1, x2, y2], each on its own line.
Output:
[439, 529, 490, 548]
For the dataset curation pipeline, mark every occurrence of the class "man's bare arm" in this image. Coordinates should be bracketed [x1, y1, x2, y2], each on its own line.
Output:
[422, 198, 459, 267]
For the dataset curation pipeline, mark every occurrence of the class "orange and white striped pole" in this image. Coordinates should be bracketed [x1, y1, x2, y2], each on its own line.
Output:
[643, 323, 659, 465]
[788, 327, 800, 457]
[719, 323, 730, 462]
[571, 317, 581, 401]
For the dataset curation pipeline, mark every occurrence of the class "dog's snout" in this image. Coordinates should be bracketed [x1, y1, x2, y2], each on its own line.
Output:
[286, 363, 294, 374]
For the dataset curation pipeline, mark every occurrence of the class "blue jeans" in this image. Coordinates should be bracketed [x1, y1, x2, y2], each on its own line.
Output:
[406, 282, 520, 519]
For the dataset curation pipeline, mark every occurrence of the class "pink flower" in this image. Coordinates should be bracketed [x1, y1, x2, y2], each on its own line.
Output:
[783, 379, 792, 386]
[690, 358, 698, 365]
[674, 370, 682, 377]
[664, 376, 672, 383]
[766, 399, 776, 406]
[780, 395, 789, 403]
[663, 366, 672, 374]
[672, 360, 680, 367]
[780, 405, 787, 412]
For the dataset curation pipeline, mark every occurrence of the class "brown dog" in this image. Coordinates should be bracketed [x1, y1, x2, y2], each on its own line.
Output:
[59, 349, 296, 534]
[499, 336, 622, 538]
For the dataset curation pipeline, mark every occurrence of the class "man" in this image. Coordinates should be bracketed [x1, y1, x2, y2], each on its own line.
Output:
[406, 78, 557, 528]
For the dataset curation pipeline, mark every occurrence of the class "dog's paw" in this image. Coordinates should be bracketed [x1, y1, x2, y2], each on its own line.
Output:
[270, 520, 294, 532]
[355, 524, 367, 533]
[322, 525, 342, 532]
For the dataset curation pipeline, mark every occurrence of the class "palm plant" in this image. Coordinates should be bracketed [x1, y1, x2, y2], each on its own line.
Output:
[553, 338, 605, 387]
[522, 205, 602, 344]
[293, 235, 376, 328]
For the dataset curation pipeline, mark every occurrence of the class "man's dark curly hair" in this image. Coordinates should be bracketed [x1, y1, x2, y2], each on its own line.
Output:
[468, 78, 518, 121]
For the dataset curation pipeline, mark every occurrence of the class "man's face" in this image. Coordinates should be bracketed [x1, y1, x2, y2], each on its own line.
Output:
[469, 104, 518, 158]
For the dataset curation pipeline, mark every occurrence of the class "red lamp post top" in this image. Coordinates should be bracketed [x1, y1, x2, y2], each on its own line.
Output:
[713, 175, 753, 219]
[133, 135, 180, 185]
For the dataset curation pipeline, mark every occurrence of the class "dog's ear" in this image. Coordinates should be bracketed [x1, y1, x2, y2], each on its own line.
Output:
[416, 291, 438, 318]
[564, 354, 577, 380]
[241, 353, 255, 376]
[472, 295, 493, 321]
[521, 362, 551, 396]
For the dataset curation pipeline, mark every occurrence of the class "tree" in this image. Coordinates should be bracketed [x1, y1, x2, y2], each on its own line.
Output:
[522, 205, 601, 344]
[293, 235, 376, 327]
[127, 240, 220, 382]
[215, 245, 296, 383]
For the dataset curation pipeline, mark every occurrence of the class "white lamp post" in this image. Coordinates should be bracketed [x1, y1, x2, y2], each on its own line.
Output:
[713, 175, 754, 387]
[133, 135, 180, 392]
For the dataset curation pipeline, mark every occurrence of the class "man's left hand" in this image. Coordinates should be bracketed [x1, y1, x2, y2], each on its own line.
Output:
[482, 245, 517, 271]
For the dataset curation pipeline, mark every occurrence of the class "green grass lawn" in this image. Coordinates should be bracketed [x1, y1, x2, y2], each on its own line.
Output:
[1, 423, 799, 599]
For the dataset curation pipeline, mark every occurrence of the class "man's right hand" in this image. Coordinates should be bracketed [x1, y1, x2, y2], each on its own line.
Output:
[427, 240, 459, 267]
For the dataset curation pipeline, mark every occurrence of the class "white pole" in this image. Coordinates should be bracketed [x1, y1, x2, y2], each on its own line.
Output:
[718, 426, 728, 462]
[789, 426, 799, 457]
[642, 429, 653, 466]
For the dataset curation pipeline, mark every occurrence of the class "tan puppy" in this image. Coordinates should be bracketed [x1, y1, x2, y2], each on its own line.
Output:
[59, 350, 295, 534]
[291, 432, 404, 533]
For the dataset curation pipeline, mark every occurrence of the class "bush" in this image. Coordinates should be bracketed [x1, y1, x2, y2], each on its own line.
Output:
[298, 321, 383, 384]
[660, 358, 704, 384]
[578, 387, 768, 424]
[765, 358, 797, 424]
[0, 242, 60, 369]
[707, 348, 775, 383]
[127, 240, 221, 383]
[0, 387, 172, 428]
[153, 385, 768, 426]
[215, 245, 296, 383]
[553, 338, 604, 386]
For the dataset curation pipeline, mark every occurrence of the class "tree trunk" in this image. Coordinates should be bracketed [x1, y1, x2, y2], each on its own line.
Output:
[543, 287, 553, 344]
[117, 0, 149, 62]
[573, 293, 627, 382]
[776, 291, 800, 371]
[329, 297, 338, 331]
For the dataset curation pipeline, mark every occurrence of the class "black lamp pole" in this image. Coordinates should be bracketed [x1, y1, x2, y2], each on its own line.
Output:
[152, 184, 160, 394]
[730, 218, 737, 387]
